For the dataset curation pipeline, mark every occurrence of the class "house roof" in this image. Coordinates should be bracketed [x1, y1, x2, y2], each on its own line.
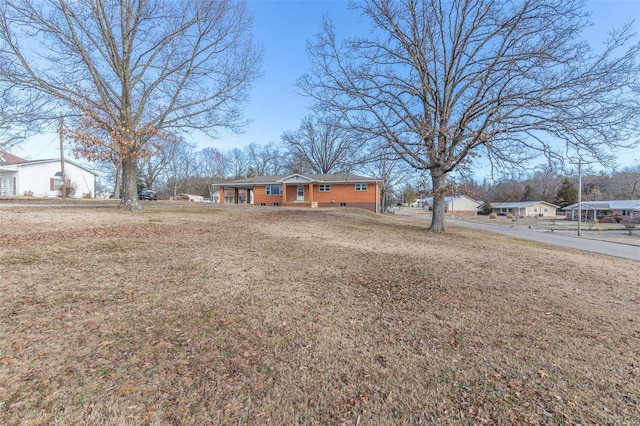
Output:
[563, 200, 640, 211]
[0, 151, 98, 175]
[0, 151, 28, 165]
[420, 195, 481, 205]
[29, 159, 98, 175]
[491, 201, 559, 209]
[220, 173, 380, 188]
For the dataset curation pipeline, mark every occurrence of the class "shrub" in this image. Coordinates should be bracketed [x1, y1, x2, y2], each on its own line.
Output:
[489, 213, 497, 219]
[624, 223, 636, 236]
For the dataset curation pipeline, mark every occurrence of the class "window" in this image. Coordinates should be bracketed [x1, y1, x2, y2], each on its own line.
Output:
[319, 184, 331, 192]
[533, 208, 538, 212]
[53, 171, 64, 190]
[355, 183, 367, 191]
[265, 185, 282, 195]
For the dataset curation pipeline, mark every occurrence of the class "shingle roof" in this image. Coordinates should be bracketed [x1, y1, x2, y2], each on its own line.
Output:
[220, 173, 380, 186]
[491, 201, 559, 208]
[563, 200, 640, 211]
[420, 195, 481, 205]
[0, 151, 28, 165]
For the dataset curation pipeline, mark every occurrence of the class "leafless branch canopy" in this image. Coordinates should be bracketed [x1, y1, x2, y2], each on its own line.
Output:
[0, 0, 261, 206]
[0, 0, 261, 146]
[281, 115, 370, 174]
[299, 0, 639, 174]
[0, 85, 50, 149]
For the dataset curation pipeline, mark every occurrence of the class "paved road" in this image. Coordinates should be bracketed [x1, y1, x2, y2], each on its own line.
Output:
[392, 209, 640, 262]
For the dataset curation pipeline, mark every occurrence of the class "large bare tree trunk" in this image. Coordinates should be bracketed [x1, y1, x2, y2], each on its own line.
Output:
[120, 156, 140, 210]
[430, 171, 447, 233]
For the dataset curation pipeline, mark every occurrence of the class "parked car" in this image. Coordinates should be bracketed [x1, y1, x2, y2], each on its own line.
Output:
[139, 189, 158, 200]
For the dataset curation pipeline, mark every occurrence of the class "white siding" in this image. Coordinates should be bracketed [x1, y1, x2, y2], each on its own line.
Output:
[17, 161, 95, 198]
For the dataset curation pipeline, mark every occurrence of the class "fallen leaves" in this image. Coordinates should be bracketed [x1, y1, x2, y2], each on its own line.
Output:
[0, 205, 639, 425]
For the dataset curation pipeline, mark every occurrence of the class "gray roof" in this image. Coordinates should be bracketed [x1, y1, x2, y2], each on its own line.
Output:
[0, 154, 99, 175]
[220, 173, 380, 187]
[420, 195, 481, 205]
[563, 200, 640, 211]
[491, 201, 559, 209]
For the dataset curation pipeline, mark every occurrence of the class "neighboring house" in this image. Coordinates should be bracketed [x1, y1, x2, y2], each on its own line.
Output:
[0, 151, 97, 198]
[420, 195, 482, 217]
[218, 173, 382, 213]
[491, 201, 559, 217]
[563, 200, 640, 221]
[181, 194, 204, 202]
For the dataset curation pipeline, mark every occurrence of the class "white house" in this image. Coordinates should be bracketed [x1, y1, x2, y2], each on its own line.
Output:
[0, 151, 97, 198]
[420, 195, 482, 217]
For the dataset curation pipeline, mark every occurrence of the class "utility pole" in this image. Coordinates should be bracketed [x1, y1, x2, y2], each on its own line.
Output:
[572, 159, 591, 236]
[59, 114, 66, 199]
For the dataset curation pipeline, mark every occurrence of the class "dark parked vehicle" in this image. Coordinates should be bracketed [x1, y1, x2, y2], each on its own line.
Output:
[139, 189, 158, 200]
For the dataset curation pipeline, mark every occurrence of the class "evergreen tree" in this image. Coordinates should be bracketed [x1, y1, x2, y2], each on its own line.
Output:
[479, 200, 493, 215]
[520, 184, 538, 201]
[556, 178, 578, 207]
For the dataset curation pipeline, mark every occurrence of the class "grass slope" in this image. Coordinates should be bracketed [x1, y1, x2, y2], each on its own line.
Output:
[1, 204, 639, 424]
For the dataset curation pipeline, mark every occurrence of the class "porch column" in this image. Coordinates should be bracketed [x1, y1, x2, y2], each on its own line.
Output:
[234, 188, 239, 204]
[281, 184, 287, 204]
[219, 187, 225, 204]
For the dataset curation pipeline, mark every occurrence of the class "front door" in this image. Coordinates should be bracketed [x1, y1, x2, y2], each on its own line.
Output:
[297, 185, 304, 201]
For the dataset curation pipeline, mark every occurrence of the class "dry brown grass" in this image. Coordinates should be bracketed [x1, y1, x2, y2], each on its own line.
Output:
[1, 202, 639, 425]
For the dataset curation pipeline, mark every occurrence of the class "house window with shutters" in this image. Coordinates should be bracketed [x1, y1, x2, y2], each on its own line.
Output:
[50, 171, 65, 190]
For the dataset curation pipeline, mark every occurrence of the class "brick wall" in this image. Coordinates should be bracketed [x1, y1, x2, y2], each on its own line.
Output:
[253, 182, 379, 212]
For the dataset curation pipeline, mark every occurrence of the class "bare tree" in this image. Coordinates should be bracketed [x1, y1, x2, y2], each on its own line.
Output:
[200, 147, 230, 181]
[299, 0, 639, 231]
[167, 143, 200, 199]
[229, 147, 250, 178]
[0, 87, 48, 150]
[246, 142, 284, 176]
[0, 0, 261, 209]
[359, 139, 413, 210]
[139, 136, 183, 192]
[615, 165, 640, 199]
[281, 115, 369, 174]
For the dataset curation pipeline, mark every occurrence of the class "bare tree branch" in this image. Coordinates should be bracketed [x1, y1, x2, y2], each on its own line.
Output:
[281, 114, 370, 174]
[0, 0, 262, 208]
[299, 0, 639, 231]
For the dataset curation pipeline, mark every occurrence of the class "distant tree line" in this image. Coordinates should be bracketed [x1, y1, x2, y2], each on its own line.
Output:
[92, 111, 639, 208]
[456, 165, 640, 208]
[94, 114, 416, 203]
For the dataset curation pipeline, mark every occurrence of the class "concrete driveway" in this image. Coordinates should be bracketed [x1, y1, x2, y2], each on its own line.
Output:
[391, 209, 640, 262]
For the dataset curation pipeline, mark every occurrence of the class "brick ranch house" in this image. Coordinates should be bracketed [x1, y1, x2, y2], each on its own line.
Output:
[563, 200, 640, 222]
[218, 173, 382, 213]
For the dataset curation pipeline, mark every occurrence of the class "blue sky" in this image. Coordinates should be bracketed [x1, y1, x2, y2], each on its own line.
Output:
[16, 0, 640, 171]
